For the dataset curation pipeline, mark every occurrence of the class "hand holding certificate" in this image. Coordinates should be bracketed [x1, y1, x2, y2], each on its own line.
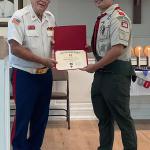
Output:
[53, 25, 88, 70]
[55, 50, 87, 70]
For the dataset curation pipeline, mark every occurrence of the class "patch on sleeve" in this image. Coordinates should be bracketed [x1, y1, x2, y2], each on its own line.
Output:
[12, 18, 21, 25]
[119, 29, 130, 42]
[121, 20, 128, 28]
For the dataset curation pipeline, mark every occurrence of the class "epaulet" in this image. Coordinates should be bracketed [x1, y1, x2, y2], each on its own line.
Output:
[116, 9, 125, 17]
[45, 11, 54, 18]
[13, 6, 30, 19]
[113, 9, 129, 21]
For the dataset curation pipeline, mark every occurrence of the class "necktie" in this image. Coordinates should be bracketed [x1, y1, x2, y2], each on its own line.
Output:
[91, 13, 107, 54]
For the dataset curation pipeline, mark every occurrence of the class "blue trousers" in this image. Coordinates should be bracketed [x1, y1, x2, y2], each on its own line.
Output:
[11, 68, 53, 150]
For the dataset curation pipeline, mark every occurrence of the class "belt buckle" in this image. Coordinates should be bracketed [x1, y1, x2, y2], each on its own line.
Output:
[36, 68, 48, 74]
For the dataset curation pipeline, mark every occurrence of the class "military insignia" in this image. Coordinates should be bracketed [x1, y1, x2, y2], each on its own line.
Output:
[47, 27, 54, 31]
[28, 25, 35, 30]
[121, 21, 128, 28]
[12, 18, 21, 25]
[47, 27, 54, 36]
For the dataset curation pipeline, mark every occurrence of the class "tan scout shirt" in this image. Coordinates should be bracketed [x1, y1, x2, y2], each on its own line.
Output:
[96, 4, 132, 61]
[8, 5, 55, 69]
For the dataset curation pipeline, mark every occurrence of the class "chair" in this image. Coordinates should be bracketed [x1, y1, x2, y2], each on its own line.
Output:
[10, 68, 70, 129]
[50, 68, 70, 129]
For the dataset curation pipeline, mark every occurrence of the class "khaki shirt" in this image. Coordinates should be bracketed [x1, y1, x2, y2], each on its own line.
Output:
[96, 4, 132, 61]
[8, 5, 55, 69]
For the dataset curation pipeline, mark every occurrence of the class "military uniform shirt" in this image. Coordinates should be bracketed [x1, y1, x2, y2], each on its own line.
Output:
[8, 4, 55, 69]
[96, 4, 132, 61]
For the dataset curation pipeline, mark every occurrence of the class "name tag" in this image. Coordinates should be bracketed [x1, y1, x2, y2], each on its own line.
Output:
[28, 25, 35, 30]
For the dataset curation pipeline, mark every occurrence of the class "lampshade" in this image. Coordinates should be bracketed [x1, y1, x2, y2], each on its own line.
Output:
[144, 45, 150, 57]
[134, 46, 143, 57]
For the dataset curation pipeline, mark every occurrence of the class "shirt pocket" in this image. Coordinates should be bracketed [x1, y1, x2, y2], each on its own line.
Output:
[26, 30, 39, 37]
[25, 30, 40, 49]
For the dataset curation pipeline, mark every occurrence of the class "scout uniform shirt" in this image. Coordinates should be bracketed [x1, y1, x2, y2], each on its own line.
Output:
[8, 4, 55, 72]
[96, 4, 132, 61]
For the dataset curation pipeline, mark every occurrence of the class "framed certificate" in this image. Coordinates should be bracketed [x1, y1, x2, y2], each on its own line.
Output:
[55, 50, 87, 70]
[53, 25, 88, 70]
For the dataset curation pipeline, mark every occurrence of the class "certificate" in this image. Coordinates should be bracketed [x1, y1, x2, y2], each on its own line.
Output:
[53, 25, 87, 70]
[55, 50, 88, 70]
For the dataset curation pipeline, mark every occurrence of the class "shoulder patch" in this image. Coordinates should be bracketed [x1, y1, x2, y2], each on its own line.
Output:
[121, 20, 128, 28]
[12, 18, 21, 26]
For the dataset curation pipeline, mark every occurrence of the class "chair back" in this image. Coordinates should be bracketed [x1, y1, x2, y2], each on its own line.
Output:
[52, 69, 68, 81]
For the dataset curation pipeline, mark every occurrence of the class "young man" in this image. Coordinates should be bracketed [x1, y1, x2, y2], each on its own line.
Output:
[82, 0, 137, 150]
[8, 0, 57, 149]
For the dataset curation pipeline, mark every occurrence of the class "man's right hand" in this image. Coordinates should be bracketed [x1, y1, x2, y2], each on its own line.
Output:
[42, 58, 57, 68]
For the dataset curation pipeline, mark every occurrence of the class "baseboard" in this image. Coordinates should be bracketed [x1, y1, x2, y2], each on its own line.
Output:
[49, 101, 150, 120]
[10, 99, 150, 120]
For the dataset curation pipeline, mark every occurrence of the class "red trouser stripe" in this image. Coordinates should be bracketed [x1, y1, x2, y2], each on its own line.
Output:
[11, 69, 17, 144]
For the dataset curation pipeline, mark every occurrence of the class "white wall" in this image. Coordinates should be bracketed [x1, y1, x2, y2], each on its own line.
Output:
[1, 0, 150, 119]
[1, 0, 150, 45]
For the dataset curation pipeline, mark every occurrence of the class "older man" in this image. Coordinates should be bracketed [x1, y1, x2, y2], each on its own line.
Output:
[82, 0, 137, 150]
[8, 0, 57, 149]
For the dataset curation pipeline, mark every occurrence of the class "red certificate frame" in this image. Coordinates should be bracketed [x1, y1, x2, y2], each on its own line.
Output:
[53, 25, 88, 70]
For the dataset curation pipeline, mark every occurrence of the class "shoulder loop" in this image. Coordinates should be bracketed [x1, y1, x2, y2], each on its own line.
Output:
[45, 11, 54, 18]
[13, 7, 29, 20]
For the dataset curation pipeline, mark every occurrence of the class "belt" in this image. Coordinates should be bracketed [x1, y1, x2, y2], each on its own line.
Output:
[35, 67, 49, 74]
[12, 65, 49, 74]
[97, 68, 113, 73]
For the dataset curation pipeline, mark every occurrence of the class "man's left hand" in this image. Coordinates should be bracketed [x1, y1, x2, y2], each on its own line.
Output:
[80, 64, 98, 73]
